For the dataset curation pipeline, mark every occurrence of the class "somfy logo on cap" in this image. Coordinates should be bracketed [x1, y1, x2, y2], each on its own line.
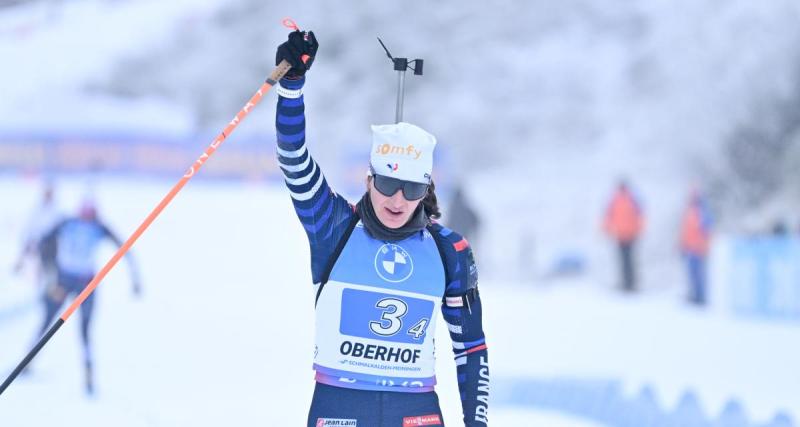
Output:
[370, 122, 436, 184]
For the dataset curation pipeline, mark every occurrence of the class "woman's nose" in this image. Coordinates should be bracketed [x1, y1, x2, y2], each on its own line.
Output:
[389, 189, 406, 204]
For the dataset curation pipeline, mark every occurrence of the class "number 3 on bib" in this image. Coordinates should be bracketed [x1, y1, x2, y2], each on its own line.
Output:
[369, 298, 429, 340]
[369, 298, 407, 336]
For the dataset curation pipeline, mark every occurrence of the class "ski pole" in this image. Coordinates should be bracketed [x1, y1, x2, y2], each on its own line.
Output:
[0, 48, 302, 399]
[395, 64, 406, 123]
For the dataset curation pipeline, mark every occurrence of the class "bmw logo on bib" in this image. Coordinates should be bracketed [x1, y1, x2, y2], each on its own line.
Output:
[374, 243, 414, 283]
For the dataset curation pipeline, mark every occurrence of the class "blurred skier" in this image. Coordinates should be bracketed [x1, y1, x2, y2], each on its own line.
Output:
[603, 180, 644, 292]
[273, 31, 489, 426]
[446, 185, 481, 248]
[12, 181, 62, 291]
[35, 198, 141, 395]
[679, 190, 712, 305]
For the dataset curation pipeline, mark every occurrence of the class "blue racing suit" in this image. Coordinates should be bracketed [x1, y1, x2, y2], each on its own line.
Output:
[275, 77, 489, 426]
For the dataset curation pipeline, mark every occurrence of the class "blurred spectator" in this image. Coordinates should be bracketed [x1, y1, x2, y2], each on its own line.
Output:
[12, 181, 63, 292]
[518, 230, 537, 282]
[771, 220, 788, 237]
[603, 180, 644, 292]
[445, 185, 481, 246]
[680, 190, 713, 306]
[32, 198, 141, 395]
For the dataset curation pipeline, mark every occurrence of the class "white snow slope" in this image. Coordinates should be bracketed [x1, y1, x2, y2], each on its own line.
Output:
[0, 176, 798, 426]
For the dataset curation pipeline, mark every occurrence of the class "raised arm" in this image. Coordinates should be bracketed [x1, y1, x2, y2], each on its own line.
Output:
[274, 31, 356, 284]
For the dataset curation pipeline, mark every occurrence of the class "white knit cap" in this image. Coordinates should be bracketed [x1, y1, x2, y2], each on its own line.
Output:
[369, 122, 437, 184]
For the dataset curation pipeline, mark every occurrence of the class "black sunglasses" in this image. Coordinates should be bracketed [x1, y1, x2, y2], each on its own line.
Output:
[371, 173, 429, 201]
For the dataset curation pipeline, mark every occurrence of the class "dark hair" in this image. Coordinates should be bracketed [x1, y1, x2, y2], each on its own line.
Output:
[423, 180, 441, 220]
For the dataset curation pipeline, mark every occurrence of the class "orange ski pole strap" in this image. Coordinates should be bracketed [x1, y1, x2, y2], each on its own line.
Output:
[0, 59, 295, 398]
[282, 17, 311, 63]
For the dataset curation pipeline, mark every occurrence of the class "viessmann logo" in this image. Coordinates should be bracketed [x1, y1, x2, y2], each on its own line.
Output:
[403, 414, 442, 426]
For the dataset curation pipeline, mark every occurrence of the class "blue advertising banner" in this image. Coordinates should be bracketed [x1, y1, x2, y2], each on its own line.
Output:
[0, 133, 281, 180]
[730, 236, 800, 320]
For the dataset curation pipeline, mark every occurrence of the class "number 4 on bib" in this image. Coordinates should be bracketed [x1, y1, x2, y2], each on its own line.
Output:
[407, 318, 429, 339]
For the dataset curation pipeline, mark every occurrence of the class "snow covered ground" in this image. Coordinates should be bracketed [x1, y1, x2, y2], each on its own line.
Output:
[0, 176, 798, 426]
[2, 0, 800, 425]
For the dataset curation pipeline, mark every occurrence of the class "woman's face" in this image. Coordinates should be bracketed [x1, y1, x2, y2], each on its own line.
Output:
[367, 177, 424, 229]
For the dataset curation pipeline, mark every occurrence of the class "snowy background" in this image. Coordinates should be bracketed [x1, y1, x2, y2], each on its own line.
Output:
[2, 0, 800, 426]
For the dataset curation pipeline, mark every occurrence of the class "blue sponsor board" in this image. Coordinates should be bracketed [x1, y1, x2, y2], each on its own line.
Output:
[0, 132, 281, 180]
[494, 376, 795, 427]
[730, 237, 800, 320]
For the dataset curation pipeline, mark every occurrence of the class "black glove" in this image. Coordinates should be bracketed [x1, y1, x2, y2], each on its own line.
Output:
[275, 30, 318, 78]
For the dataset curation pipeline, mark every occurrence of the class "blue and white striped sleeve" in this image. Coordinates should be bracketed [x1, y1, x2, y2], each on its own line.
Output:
[275, 77, 356, 284]
[431, 224, 490, 426]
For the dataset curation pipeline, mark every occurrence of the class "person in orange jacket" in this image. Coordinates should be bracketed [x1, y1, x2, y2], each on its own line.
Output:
[680, 191, 713, 305]
[603, 180, 644, 292]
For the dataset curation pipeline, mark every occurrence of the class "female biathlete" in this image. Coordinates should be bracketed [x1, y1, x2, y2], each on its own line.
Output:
[273, 31, 490, 426]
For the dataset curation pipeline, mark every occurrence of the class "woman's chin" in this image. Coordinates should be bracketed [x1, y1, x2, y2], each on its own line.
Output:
[379, 215, 407, 229]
